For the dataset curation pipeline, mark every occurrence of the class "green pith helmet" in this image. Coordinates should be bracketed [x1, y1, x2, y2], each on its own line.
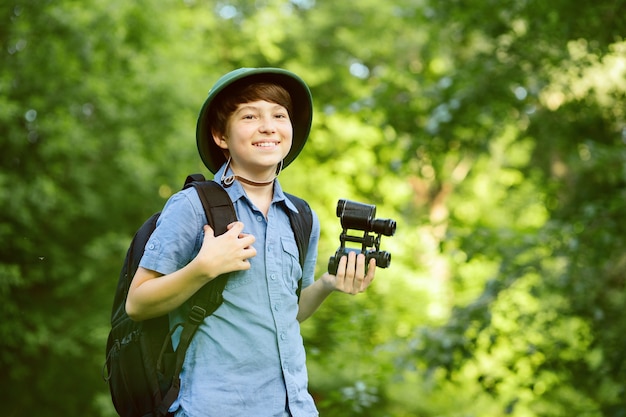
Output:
[196, 67, 313, 174]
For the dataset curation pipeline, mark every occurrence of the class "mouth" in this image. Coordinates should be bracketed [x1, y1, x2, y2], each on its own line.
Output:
[253, 141, 279, 148]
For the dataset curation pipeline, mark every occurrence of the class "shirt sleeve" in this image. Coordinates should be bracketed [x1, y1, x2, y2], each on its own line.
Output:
[138, 189, 204, 275]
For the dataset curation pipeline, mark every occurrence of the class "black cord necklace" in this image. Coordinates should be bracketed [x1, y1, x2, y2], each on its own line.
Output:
[220, 158, 283, 188]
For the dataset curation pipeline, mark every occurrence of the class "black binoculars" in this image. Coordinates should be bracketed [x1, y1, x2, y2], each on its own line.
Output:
[328, 199, 396, 275]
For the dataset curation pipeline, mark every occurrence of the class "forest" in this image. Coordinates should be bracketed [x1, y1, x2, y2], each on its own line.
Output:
[1, 0, 625, 416]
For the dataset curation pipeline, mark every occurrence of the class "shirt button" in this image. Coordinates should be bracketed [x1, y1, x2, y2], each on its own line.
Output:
[256, 215, 263, 222]
[270, 274, 276, 280]
[274, 304, 279, 311]
[280, 333, 286, 340]
[148, 244, 155, 250]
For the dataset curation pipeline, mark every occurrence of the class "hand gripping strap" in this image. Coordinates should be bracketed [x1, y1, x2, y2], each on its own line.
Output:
[188, 179, 237, 320]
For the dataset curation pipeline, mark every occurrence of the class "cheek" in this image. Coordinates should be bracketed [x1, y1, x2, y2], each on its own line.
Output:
[280, 124, 294, 141]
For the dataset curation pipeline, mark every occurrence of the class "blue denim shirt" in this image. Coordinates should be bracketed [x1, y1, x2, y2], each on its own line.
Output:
[139, 164, 320, 417]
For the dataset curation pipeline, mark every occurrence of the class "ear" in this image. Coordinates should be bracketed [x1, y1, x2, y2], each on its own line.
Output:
[212, 129, 229, 150]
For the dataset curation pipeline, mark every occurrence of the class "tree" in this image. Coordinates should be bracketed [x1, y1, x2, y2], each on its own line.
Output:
[1, 1, 199, 414]
[390, 0, 626, 415]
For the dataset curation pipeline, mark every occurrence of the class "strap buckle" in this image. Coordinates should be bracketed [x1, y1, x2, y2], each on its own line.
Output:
[188, 305, 207, 324]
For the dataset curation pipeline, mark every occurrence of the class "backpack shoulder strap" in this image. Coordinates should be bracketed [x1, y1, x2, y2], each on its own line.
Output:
[284, 193, 313, 298]
[183, 176, 237, 320]
[187, 179, 237, 236]
[159, 175, 237, 413]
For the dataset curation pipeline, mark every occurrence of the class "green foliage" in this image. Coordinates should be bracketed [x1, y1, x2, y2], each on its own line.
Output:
[1, 0, 625, 416]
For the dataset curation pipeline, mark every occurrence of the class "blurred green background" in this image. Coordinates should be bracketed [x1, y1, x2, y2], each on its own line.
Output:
[2, 0, 625, 416]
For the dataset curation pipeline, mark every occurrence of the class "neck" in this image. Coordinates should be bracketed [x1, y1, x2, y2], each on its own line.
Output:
[231, 175, 275, 187]
[221, 158, 281, 188]
[240, 179, 274, 217]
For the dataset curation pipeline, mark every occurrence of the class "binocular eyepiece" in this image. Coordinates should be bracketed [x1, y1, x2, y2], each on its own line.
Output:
[328, 199, 396, 275]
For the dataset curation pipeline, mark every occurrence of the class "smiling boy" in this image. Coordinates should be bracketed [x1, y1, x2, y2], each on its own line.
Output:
[125, 68, 376, 417]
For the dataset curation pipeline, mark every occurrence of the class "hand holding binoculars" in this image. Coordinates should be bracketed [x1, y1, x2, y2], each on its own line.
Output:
[328, 199, 396, 275]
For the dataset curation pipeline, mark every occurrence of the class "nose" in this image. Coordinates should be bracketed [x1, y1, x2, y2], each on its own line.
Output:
[258, 115, 277, 133]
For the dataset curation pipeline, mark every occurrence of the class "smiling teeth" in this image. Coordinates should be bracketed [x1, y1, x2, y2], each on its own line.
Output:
[255, 142, 276, 147]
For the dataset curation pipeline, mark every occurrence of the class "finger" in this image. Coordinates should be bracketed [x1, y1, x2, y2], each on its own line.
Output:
[353, 253, 366, 293]
[225, 222, 255, 244]
[361, 258, 377, 291]
[345, 251, 357, 278]
[344, 251, 358, 293]
[334, 255, 348, 291]
[239, 232, 256, 247]
[234, 245, 256, 271]
[239, 258, 252, 270]
[243, 245, 257, 260]
[226, 221, 244, 233]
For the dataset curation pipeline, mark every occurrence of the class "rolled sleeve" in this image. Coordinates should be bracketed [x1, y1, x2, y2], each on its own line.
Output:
[139, 189, 205, 275]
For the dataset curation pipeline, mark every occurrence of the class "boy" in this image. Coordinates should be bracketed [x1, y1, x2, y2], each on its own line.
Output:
[126, 68, 376, 417]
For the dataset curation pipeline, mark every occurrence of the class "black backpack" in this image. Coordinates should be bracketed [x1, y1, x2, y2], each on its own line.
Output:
[103, 174, 313, 417]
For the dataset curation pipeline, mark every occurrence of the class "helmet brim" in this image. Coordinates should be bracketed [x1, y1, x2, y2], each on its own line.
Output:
[196, 68, 313, 174]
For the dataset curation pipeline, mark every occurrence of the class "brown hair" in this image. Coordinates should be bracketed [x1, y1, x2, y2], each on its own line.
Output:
[208, 82, 293, 137]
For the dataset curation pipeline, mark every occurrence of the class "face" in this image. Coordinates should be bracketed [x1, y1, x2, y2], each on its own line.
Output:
[213, 100, 293, 178]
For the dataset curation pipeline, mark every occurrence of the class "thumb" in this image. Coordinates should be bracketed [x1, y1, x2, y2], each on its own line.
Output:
[226, 221, 244, 231]
[225, 221, 246, 235]
[203, 224, 215, 238]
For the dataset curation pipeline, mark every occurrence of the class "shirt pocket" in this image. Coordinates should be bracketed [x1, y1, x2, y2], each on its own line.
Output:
[280, 236, 302, 293]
